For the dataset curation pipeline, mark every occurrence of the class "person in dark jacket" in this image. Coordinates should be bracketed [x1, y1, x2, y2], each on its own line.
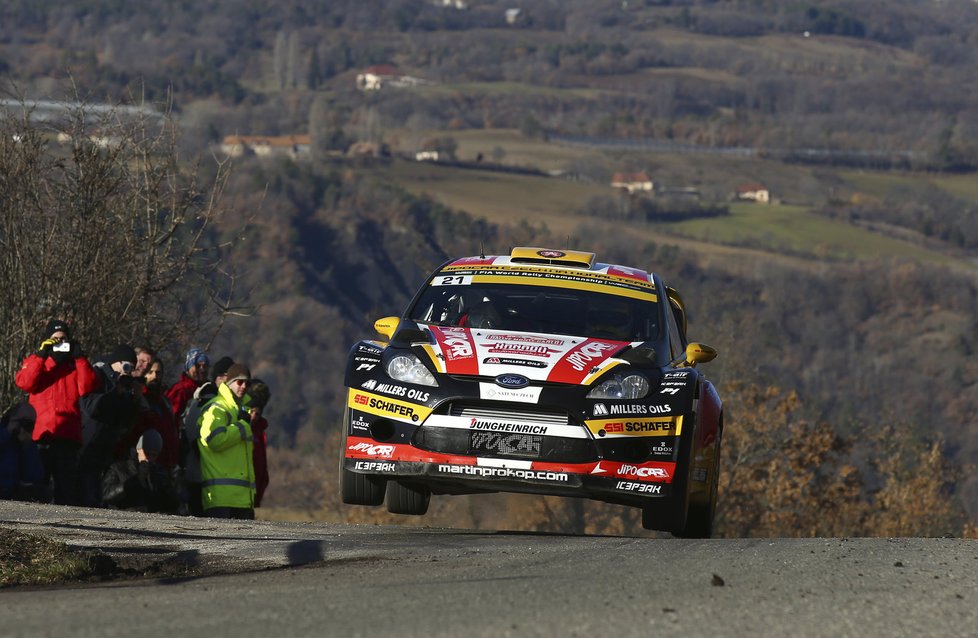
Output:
[14, 319, 99, 505]
[248, 379, 271, 508]
[78, 344, 143, 506]
[101, 429, 179, 514]
[0, 402, 46, 501]
[116, 357, 180, 471]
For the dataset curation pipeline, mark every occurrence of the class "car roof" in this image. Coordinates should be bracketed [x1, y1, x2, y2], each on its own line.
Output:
[437, 247, 687, 333]
[441, 247, 656, 285]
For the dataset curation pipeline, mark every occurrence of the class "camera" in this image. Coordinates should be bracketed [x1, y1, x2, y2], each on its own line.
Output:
[52, 342, 70, 353]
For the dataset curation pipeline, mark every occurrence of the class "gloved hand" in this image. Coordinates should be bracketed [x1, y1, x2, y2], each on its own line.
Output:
[37, 339, 56, 358]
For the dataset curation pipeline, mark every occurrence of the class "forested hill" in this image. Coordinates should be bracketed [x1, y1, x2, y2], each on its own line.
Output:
[5, 0, 978, 168]
[4, 0, 978, 535]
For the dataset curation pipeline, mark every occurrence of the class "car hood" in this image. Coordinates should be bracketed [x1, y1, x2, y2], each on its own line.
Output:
[422, 324, 634, 385]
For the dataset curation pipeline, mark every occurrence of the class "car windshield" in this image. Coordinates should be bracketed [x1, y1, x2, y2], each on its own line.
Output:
[408, 282, 660, 342]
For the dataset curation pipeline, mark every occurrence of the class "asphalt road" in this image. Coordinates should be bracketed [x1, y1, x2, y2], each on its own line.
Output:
[1, 501, 976, 638]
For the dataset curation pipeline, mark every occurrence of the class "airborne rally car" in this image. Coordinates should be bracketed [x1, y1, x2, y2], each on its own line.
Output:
[340, 247, 723, 537]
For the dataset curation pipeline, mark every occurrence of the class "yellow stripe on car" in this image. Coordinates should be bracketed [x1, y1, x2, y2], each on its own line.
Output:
[347, 389, 434, 424]
[585, 415, 683, 437]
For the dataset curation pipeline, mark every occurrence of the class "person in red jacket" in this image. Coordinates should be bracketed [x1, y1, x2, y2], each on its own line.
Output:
[248, 379, 271, 508]
[14, 319, 99, 505]
[164, 347, 209, 420]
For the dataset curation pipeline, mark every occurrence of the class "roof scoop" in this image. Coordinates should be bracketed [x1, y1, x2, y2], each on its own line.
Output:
[509, 247, 596, 269]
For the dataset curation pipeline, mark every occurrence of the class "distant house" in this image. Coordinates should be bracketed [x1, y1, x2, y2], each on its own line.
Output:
[55, 128, 122, 148]
[505, 8, 522, 24]
[347, 141, 390, 158]
[355, 65, 426, 92]
[611, 172, 654, 194]
[415, 150, 440, 162]
[736, 182, 770, 203]
[219, 135, 310, 159]
[433, 0, 468, 8]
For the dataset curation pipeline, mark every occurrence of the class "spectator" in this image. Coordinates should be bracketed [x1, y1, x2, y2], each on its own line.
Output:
[101, 429, 179, 514]
[249, 379, 271, 508]
[165, 347, 209, 421]
[118, 357, 180, 471]
[180, 355, 234, 516]
[198, 363, 255, 519]
[14, 319, 99, 505]
[78, 344, 143, 506]
[132, 346, 155, 379]
[0, 402, 46, 502]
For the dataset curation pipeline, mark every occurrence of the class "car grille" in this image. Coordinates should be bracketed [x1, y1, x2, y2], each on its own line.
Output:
[447, 401, 570, 425]
[414, 400, 596, 463]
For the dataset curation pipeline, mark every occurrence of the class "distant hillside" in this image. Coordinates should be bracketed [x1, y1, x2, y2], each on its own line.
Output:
[4, 1, 978, 168]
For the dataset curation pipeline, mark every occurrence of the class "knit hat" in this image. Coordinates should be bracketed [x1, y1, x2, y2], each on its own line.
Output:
[43, 319, 70, 340]
[184, 347, 209, 371]
[225, 363, 251, 383]
[212, 356, 235, 380]
[249, 379, 270, 409]
[136, 429, 163, 454]
[109, 344, 137, 365]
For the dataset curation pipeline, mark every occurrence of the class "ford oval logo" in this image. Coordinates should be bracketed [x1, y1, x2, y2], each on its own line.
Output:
[495, 374, 529, 389]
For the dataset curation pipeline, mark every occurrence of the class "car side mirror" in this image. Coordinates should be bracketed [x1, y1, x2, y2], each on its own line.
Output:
[684, 342, 717, 367]
[374, 316, 400, 341]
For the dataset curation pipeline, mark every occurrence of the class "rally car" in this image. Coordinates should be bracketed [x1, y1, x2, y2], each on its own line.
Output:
[340, 247, 723, 537]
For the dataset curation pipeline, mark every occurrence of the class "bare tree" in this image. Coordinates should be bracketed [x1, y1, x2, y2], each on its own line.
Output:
[273, 29, 289, 91]
[0, 95, 248, 408]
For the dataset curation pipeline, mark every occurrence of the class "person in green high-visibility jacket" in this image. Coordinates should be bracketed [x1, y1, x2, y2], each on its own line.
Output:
[197, 363, 255, 519]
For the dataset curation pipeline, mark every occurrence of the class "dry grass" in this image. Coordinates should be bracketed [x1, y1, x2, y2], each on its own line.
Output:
[0, 528, 111, 588]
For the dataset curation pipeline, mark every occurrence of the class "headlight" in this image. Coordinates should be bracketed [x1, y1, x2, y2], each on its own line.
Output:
[386, 353, 438, 387]
[586, 374, 650, 400]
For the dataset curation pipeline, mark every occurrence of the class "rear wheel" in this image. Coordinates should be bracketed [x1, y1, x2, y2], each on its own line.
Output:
[386, 480, 431, 515]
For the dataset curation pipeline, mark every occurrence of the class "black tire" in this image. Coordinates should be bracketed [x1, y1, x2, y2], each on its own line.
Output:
[338, 408, 386, 506]
[386, 480, 431, 515]
[676, 426, 722, 539]
[641, 498, 684, 533]
[340, 465, 387, 506]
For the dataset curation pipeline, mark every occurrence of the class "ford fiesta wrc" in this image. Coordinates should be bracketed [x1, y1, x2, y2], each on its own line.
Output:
[340, 247, 723, 537]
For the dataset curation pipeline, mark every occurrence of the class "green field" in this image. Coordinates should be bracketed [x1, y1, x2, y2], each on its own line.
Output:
[381, 153, 960, 266]
[841, 169, 978, 205]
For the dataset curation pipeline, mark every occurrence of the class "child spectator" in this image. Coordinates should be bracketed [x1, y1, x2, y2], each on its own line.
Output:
[102, 429, 179, 514]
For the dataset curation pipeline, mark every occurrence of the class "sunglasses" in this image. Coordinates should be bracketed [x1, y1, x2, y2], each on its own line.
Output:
[231, 378, 251, 386]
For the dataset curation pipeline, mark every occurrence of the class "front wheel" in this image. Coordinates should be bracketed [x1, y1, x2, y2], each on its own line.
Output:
[675, 426, 722, 539]
[641, 498, 684, 533]
[340, 465, 387, 506]
[338, 408, 386, 506]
